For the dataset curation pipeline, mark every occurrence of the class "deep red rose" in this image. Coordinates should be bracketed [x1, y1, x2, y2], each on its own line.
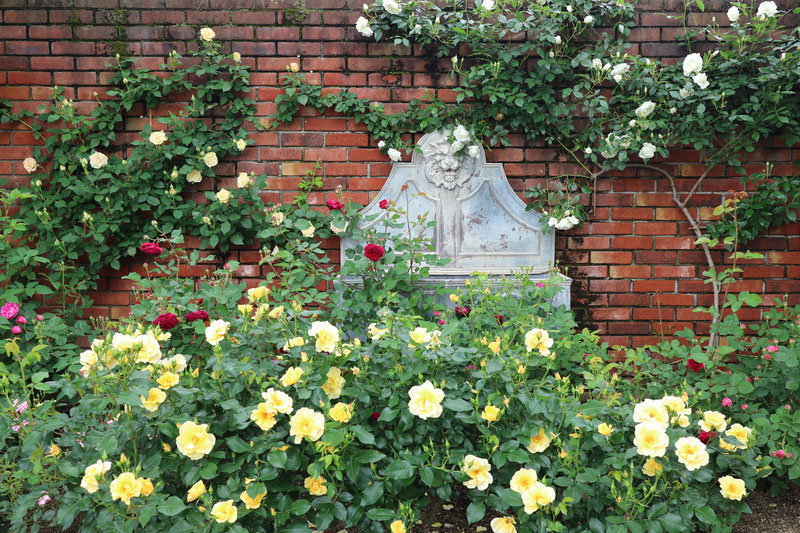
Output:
[379, 199, 389, 209]
[184, 310, 210, 322]
[326, 199, 344, 211]
[455, 306, 470, 318]
[140, 242, 163, 255]
[494, 314, 504, 325]
[364, 243, 385, 262]
[370, 411, 380, 422]
[687, 358, 705, 372]
[152, 312, 179, 331]
[698, 430, 716, 444]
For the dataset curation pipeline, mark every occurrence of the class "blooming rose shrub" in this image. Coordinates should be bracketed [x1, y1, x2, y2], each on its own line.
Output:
[0, 242, 766, 532]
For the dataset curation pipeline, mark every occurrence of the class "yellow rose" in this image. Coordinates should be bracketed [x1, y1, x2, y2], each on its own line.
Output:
[449, 294, 460, 303]
[289, 62, 300, 72]
[633, 422, 669, 457]
[301, 224, 315, 238]
[632, 399, 669, 429]
[163, 353, 187, 373]
[329, 402, 353, 423]
[527, 428, 552, 453]
[138, 477, 154, 497]
[149, 130, 167, 145]
[304, 476, 327, 496]
[524, 328, 553, 357]
[724, 422, 752, 449]
[261, 388, 293, 414]
[89, 151, 108, 169]
[269, 305, 284, 319]
[462, 454, 493, 491]
[488, 338, 501, 355]
[289, 407, 325, 444]
[481, 404, 500, 423]
[204, 319, 230, 346]
[367, 322, 388, 340]
[718, 475, 747, 500]
[109, 472, 141, 505]
[322, 367, 346, 399]
[283, 336, 305, 350]
[408, 327, 431, 345]
[210, 500, 237, 523]
[175, 421, 216, 460]
[240, 489, 265, 509]
[280, 366, 303, 387]
[140, 387, 167, 412]
[247, 285, 270, 302]
[157, 371, 179, 390]
[186, 169, 203, 183]
[698, 410, 727, 432]
[133, 333, 162, 364]
[23, 157, 38, 173]
[232, 52, 241, 63]
[661, 395, 686, 413]
[237, 304, 252, 316]
[308, 321, 340, 353]
[597, 422, 614, 437]
[390, 520, 407, 533]
[49, 444, 61, 456]
[215, 188, 231, 204]
[521, 481, 555, 514]
[250, 403, 278, 431]
[491, 517, 517, 533]
[407, 380, 444, 420]
[199, 27, 215, 41]
[187, 480, 206, 502]
[80, 459, 111, 494]
[642, 457, 663, 477]
[674, 436, 710, 471]
[509, 468, 537, 494]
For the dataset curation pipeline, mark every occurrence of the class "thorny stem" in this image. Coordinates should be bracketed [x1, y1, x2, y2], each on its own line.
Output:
[628, 164, 720, 350]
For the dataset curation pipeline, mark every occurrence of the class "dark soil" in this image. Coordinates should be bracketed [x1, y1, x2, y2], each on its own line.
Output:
[732, 485, 800, 533]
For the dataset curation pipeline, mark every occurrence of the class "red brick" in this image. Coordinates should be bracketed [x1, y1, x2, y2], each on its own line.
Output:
[590, 251, 632, 264]
[635, 222, 677, 235]
[610, 266, 652, 278]
[613, 236, 653, 249]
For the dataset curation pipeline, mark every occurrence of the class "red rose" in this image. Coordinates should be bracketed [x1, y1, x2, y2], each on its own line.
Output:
[364, 243, 385, 262]
[455, 306, 470, 318]
[379, 199, 389, 209]
[326, 199, 344, 211]
[494, 314, 504, 325]
[152, 312, 179, 331]
[698, 430, 715, 444]
[184, 310, 210, 322]
[370, 411, 380, 422]
[687, 358, 705, 372]
[140, 242, 163, 255]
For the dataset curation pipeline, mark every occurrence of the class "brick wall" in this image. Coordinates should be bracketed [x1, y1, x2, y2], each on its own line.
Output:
[1, 0, 798, 348]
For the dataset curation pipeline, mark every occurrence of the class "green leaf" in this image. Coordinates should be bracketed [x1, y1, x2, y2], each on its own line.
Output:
[444, 398, 473, 412]
[351, 425, 376, 445]
[361, 481, 384, 506]
[466, 501, 485, 524]
[695, 506, 717, 525]
[288, 499, 311, 515]
[383, 460, 415, 480]
[365, 508, 395, 521]
[158, 496, 186, 517]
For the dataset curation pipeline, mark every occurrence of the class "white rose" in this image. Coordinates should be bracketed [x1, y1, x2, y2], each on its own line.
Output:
[567, 215, 579, 226]
[451, 140, 464, 153]
[236, 139, 246, 151]
[629, 119, 637, 127]
[468, 145, 480, 158]
[301, 224, 315, 238]
[555, 219, 570, 230]
[199, 27, 215, 41]
[549, 51, 555, 58]
[479, 0, 495, 8]
[756, 1, 777, 18]
[387, 148, 402, 162]
[692, 72, 709, 89]
[236, 172, 252, 188]
[584, 147, 592, 155]
[452, 125, 470, 143]
[383, 0, 402, 15]
[610, 63, 629, 77]
[602, 62, 611, 71]
[23, 157, 37, 173]
[639, 142, 656, 160]
[377, 140, 385, 149]
[727, 6, 740, 22]
[89, 152, 108, 169]
[566, 5, 573, 12]
[149, 130, 167, 145]
[679, 88, 691, 99]
[554, 35, 562, 44]
[584, 15, 593, 24]
[203, 152, 218, 168]
[635, 101, 655, 118]
[216, 188, 231, 204]
[232, 52, 241, 62]
[548, 217, 557, 227]
[355, 17, 373, 37]
[682, 53, 703, 77]
[613, 74, 623, 83]
[670, 107, 677, 114]
[591, 58, 602, 69]
[187, 169, 203, 183]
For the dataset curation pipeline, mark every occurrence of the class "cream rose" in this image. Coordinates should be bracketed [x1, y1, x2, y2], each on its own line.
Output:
[407, 380, 444, 419]
[215, 188, 231, 204]
[23, 157, 37, 173]
[149, 130, 167, 145]
[89, 151, 109, 169]
[186, 169, 203, 183]
[204, 319, 230, 346]
[203, 151, 218, 168]
[199, 27, 216, 42]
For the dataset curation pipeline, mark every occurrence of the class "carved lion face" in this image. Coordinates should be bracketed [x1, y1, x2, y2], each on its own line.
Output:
[421, 139, 475, 189]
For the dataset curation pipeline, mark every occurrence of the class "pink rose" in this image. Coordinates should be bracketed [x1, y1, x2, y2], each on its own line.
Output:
[140, 242, 163, 255]
[741, 404, 748, 410]
[1, 302, 20, 319]
[11, 325, 22, 335]
[766, 344, 779, 353]
[36, 314, 43, 321]
[326, 199, 344, 211]
[16, 315, 27, 325]
[722, 397, 732, 408]
[379, 199, 389, 209]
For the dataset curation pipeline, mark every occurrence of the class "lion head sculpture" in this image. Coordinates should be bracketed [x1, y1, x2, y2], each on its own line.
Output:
[421, 138, 476, 189]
